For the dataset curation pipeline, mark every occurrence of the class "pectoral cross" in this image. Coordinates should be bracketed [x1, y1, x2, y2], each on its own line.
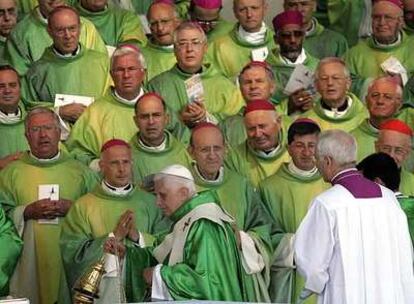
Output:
[183, 217, 191, 231]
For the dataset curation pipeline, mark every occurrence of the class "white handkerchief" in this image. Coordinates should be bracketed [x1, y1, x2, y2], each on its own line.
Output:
[54, 94, 94, 107]
[251, 46, 269, 61]
[240, 230, 265, 274]
[37, 185, 59, 225]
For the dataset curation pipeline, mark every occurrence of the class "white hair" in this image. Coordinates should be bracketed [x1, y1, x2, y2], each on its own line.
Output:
[154, 174, 197, 196]
[367, 76, 403, 98]
[110, 46, 147, 70]
[317, 130, 357, 166]
[173, 21, 207, 45]
[315, 57, 351, 80]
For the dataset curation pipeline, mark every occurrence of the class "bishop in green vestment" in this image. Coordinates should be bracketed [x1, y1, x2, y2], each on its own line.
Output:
[0, 0, 17, 65]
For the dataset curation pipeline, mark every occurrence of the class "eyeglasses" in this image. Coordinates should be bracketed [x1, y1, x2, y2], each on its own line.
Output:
[149, 18, 174, 28]
[192, 18, 219, 27]
[372, 14, 401, 23]
[175, 38, 206, 50]
[28, 124, 58, 133]
[194, 145, 224, 155]
[278, 30, 304, 38]
[52, 25, 79, 36]
[378, 145, 408, 157]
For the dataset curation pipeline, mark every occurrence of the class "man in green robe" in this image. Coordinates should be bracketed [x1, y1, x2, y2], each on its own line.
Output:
[142, 1, 180, 81]
[21, 7, 111, 127]
[0, 66, 29, 169]
[0, 107, 98, 304]
[283, 0, 348, 59]
[259, 118, 328, 304]
[124, 164, 255, 301]
[59, 139, 170, 303]
[403, 0, 414, 35]
[131, 92, 192, 182]
[208, 0, 276, 80]
[6, 0, 107, 75]
[301, 57, 368, 132]
[75, 0, 147, 48]
[188, 122, 276, 302]
[0, 0, 17, 65]
[226, 99, 290, 187]
[148, 21, 244, 127]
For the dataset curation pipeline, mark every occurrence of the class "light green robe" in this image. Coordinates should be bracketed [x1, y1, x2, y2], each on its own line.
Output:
[21, 45, 111, 107]
[59, 184, 170, 303]
[6, 8, 107, 76]
[351, 119, 378, 162]
[130, 131, 193, 182]
[401, 168, 414, 197]
[259, 163, 329, 304]
[148, 63, 245, 122]
[76, 2, 147, 47]
[397, 193, 414, 246]
[0, 151, 98, 304]
[141, 40, 176, 81]
[208, 24, 276, 80]
[0, 105, 29, 159]
[205, 18, 235, 42]
[301, 93, 368, 132]
[0, 38, 7, 66]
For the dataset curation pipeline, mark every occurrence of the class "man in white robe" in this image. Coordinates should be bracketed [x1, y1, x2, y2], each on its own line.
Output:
[294, 129, 414, 304]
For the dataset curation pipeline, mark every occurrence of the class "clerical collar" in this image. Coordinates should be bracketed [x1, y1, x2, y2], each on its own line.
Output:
[238, 22, 267, 45]
[36, 7, 48, 23]
[177, 64, 202, 75]
[373, 32, 401, 48]
[193, 163, 224, 185]
[101, 180, 133, 196]
[53, 44, 81, 58]
[151, 39, 174, 50]
[30, 150, 61, 162]
[138, 135, 167, 151]
[288, 161, 318, 178]
[279, 48, 307, 65]
[305, 19, 316, 37]
[251, 141, 281, 159]
[0, 107, 22, 124]
[367, 119, 380, 132]
[114, 87, 144, 106]
[321, 96, 352, 118]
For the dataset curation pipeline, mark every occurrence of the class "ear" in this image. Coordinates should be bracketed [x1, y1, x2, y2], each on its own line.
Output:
[133, 115, 139, 128]
[188, 145, 195, 158]
[179, 186, 190, 199]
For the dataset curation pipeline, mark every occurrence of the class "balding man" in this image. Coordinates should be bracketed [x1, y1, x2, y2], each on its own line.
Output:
[295, 130, 414, 303]
[0, 0, 17, 64]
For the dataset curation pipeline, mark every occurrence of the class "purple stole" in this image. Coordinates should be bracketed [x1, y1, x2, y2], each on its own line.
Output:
[331, 168, 382, 198]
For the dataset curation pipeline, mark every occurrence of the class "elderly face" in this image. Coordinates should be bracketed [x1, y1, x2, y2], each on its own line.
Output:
[190, 5, 221, 34]
[39, 0, 65, 16]
[366, 80, 402, 120]
[190, 127, 225, 179]
[233, 0, 266, 32]
[244, 110, 281, 151]
[174, 27, 207, 73]
[134, 96, 168, 146]
[0, 0, 17, 38]
[376, 130, 411, 167]
[100, 145, 132, 187]
[148, 3, 180, 46]
[80, 0, 107, 12]
[154, 178, 187, 217]
[111, 53, 145, 100]
[288, 133, 318, 171]
[315, 61, 351, 107]
[0, 69, 20, 114]
[276, 23, 305, 61]
[239, 66, 275, 101]
[283, 0, 316, 25]
[372, 1, 403, 44]
[25, 112, 60, 159]
[47, 9, 80, 54]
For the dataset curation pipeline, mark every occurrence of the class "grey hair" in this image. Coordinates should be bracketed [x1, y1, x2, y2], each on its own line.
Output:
[154, 174, 197, 196]
[315, 57, 351, 80]
[238, 62, 275, 84]
[147, 1, 179, 19]
[317, 130, 357, 166]
[25, 107, 60, 130]
[367, 76, 403, 98]
[173, 21, 207, 45]
[110, 46, 147, 70]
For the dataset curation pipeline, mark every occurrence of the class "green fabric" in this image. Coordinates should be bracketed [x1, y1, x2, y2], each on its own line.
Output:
[397, 194, 414, 246]
[304, 18, 348, 59]
[148, 63, 244, 122]
[130, 131, 193, 182]
[0, 204, 22, 296]
[174, 0, 190, 19]
[21, 45, 110, 107]
[65, 89, 139, 164]
[16, 0, 38, 16]
[0, 39, 7, 65]
[76, 2, 147, 47]
[225, 132, 290, 187]
[301, 92, 368, 132]
[259, 163, 329, 304]
[208, 24, 276, 79]
[267, 49, 319, 104]
[0, 151, 98, 304]
[351, 119, 378, 162]
[141, 40, 176, 81]
[6, 8, 107, 76]
[59, 184, 170, 303]
[206, 18, 235, 42]
[130, 0, 153, 14]
[0, 105, 29, 159]
[401, 168, 414, 197]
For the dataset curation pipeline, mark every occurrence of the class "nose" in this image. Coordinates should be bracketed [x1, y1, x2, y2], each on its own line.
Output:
[4, 11, 10, 21]
[246, 7, 253, 18]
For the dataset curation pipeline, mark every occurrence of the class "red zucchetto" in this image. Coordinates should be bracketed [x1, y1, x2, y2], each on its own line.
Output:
[380, 119, 413, 137]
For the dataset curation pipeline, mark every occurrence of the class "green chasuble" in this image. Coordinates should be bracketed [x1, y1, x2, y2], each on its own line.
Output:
[205, 18, 235, 42]
[0, 105, 29, 159]
[401, 168, 414, 197]
[208, 24, 276, 80]
[0, 38, 7, 66]
[266, 49, 319, 104]
[304, 18, 348, 59]
[6, 8, 107, 76]
[0, 151, 98, 304]
[141, 41, 176, 81]
[21, 45, 110, 108]
[59, 184, 170, 303]
[259, 163, 329, 304]
[130, 131, 193, 183]
[397, 193, 414, 246]
[351, 119, 378, 162]
[75, 2, 147, 47]
[130, 0, 153, 14]
[191, 165, 274, 302]
[301, 93, 368, 132]
[16, 0, 38, 16]
[148, 63, 244, 122]
[0, 204, 22, 297]
[126, 190, 256, 301]
[65, 89, 138, 165]
[225, 132, 290, 187]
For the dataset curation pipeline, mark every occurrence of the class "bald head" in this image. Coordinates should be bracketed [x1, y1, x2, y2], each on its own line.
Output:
[147, 2, 180, 46]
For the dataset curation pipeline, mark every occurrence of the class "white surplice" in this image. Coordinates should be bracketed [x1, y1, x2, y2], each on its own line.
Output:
[294, 184, 414, 304]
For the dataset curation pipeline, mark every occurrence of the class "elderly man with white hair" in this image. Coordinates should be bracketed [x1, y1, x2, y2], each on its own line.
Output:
[294, 130, 414, 304]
